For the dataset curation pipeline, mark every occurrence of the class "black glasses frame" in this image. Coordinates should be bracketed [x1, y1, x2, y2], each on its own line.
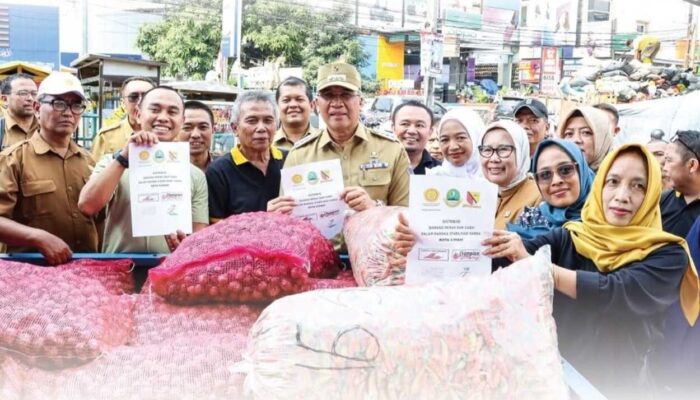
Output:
[478, 145, 515, 159]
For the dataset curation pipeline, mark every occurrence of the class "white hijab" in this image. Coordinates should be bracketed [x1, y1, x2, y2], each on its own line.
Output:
[427, 108, 486, 177]
[482, 120, 531, 191]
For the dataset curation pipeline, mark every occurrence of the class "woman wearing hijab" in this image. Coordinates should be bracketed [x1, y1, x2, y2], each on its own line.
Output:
[507, 139, 594, 239]
[426, 108, 485, 177]
[558, 106, 613, 172]
[479, 120, 541, 230]
[481, 144, 700, 398]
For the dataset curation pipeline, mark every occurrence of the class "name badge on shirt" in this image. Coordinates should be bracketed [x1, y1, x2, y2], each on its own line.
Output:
[360, 159, 389, 171]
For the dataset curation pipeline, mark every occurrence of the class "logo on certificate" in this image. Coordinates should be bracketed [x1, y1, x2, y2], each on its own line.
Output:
[423, 188, 439, 202]
[154, 150, 165, 163]
[444, 188, 461, 207]
[451, 249, 480, 261]
[138, 151, 150, 161]
[292, 174, 303, 184]
[418, 249, 449, 261]
[167, 204, 178, 215]
[307, 171, 319, 185]
[466, 191, 480, 207]
[168, 150, 178, 162]
[320, 170, 332, 182]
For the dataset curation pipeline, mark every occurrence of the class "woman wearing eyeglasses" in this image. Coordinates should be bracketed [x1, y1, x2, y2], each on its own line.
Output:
[481, 144, 699, 397]
[558, 106, 613, 172]
[507, 139, 594, 239]
[426, 108, 485, 178]
[478, 120, 541, 230]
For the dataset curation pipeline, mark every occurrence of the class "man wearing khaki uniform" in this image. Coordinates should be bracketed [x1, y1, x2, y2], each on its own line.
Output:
[0, 72, 99, 264]
[268, 62, 410, 215]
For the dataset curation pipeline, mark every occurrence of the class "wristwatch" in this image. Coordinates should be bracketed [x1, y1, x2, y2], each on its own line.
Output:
[113, 150, 129, 168]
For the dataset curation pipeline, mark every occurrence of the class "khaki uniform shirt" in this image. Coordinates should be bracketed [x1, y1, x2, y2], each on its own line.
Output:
[284, 124, 410, 206]
[1, 113, 39, 150]
[0, 133, 99, 252]
[495, 177, 542, 230]
[91, 119, 134, 160]
[272, 125, 318, 151]
[93, 155, 209, 254]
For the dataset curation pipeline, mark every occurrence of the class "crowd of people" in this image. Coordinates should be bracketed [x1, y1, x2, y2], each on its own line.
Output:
[0, 60, 698, 398]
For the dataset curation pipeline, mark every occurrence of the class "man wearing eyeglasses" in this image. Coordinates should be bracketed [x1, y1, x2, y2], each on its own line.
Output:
[269, 62, 410, 215]
[0, 72, 98, 264]
[659, 130, 700, 237]
[90, 76, 155, 160]
[0, 73, 40, 150]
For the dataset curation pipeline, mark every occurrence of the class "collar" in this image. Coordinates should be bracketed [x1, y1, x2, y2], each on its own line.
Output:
[231, 144, 283, 166]
[31, 131, 82, 157]
[418, 149, 439, 168]
[273, 125, 312, 146]
[319, 124, 367, 148]
[5, 113, 39, 134]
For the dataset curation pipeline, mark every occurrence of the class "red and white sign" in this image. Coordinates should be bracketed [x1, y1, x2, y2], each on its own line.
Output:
[540, 47, 561, 96]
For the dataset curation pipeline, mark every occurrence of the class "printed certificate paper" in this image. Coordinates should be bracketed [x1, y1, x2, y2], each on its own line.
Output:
[129, 142, 192, 237]
[406, 175, 498, 285]
[281, 159, 346, 239]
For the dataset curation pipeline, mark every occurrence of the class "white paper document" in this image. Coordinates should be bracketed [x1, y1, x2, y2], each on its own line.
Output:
[128, 142, 192, 237]
[406, 175, 498, 285]
[281, 159, 346, 239]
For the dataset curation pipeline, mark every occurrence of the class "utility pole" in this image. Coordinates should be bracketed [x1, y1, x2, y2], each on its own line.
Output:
[81, 0, 88, 56]
[423, 0, 439, 108]
[685, 3, 695, 68]
[355, 0, 359, 26]
[575, 0, 583, 47]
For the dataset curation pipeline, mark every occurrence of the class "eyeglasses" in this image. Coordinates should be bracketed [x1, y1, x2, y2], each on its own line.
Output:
[124, 92, 146, 103]
[11, 90, 38, 98]
[533, 163, 579, 184]
[317, 91, 358, 102]
[672, 134, 700, 161]
[478, 145, 515, 159]
[40, 99, 86, 114]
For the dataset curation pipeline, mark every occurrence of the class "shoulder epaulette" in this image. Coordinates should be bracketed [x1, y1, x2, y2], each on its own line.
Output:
[292, 131, 322, 149]
[96, 120, 123, 135]
[0, 139, 29, 156]
[368, 128, 399, 142]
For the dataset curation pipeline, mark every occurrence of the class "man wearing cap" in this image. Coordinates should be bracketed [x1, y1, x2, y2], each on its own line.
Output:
[0, 72, 99, 264]
[513, 99, 550, 157]
[0, 73, 40, 150]
[91, 77, 155, 160]
[268, 62, 410, 214]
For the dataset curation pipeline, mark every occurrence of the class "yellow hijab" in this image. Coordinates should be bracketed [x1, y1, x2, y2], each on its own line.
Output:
[563, 144, 700, 326]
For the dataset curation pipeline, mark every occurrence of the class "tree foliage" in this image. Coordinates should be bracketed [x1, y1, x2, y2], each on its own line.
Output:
[242, 0, 367, 87]
[136, 1, 222, 79]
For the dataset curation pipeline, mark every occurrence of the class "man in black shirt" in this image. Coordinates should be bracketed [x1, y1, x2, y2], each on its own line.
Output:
[391, 100, 440, 175]
[206, 91, 286, 222]
[660, 130, 700, 237]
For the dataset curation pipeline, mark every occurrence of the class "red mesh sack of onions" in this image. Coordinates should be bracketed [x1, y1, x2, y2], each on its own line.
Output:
[0, 260, 135, 369]
[128, 291, 265, 346]
[148, 212, 343, 304]
[1, 336, 248, 400]
[57, 259, 135, 295]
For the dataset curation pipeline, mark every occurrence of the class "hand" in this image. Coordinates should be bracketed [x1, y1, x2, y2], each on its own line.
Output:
[387, 212, 415, 271]
[267, 196, 296, 214]
[35, 231, 72, 265]
[341, 186, 375, 212]
[121, 130, 160, 158]
[481, 230, 529, 262]
[164, 230, 187, 252]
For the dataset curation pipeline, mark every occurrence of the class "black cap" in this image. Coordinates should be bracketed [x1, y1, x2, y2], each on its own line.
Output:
[513, 99, 548, 119]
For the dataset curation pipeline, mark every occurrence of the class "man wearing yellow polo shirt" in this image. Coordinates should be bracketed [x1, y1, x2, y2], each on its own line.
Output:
[90, 77, 155, 159]
[627, 35, 661, 64]
[206, 90, 286, 222]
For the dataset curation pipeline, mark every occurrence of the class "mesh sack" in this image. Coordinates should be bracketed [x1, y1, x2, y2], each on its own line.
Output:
[57, 259, 135, 295]
[0, 261, 135, 369]
[236, 246, 568, 400]
[149, 212, 340, 304]
[344, 206, 406, 286]
[129, 290, 264, 346]
[0, 336, 248, 400]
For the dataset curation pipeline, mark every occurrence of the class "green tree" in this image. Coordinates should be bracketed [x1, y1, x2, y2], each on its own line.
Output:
[136, 1, 222, 79]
